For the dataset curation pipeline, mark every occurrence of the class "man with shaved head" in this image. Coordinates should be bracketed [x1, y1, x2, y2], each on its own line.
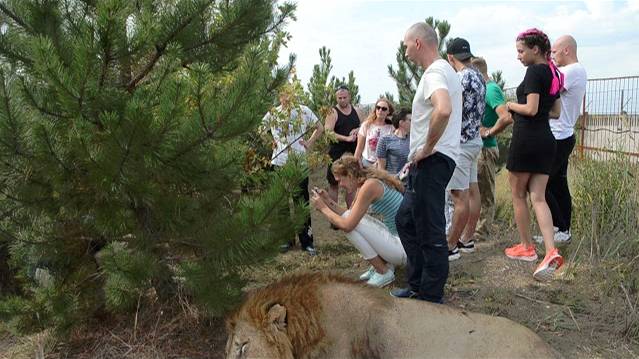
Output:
[325, 85, 362, 209]
[391, 22, 462, 303]
[534, 35, 587, 244]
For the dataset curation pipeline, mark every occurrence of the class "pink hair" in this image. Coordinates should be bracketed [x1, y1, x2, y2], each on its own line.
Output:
[517, 28, 564, 96]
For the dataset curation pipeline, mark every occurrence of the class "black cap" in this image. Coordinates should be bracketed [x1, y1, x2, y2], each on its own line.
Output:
[446, 38, 474, 61]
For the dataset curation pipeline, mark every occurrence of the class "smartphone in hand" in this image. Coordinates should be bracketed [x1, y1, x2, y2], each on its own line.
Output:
[398, 163, 410, 180]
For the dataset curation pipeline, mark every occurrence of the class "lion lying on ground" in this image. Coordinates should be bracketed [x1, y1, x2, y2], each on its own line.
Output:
[225, 272, 559, 359]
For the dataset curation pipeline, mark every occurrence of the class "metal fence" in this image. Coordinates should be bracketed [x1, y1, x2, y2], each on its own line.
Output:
[578, 76, 638, 162]
[505, 75, 639, 162]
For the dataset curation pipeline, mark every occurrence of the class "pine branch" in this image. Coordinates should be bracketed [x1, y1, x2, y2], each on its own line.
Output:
[126, 44, 164, 92]
[195, 78, 211, 134]
[19, 78, 71, 119]
[0, 42, 33, 66]
[149, 64, 173, 100]
[0, 228, 61, 246]
[80, 112, 104, 130]
[78, 136, 100, 167]
[41, 127, 72, 174]
[0, 187, 46, 206]
[165, 62, 256, 163]
[126, 0, 216, 92]
[98, 32, 113, 88]
[184, 8, 290, 56]
[62, 0, 84, 35]
[116, 121, 136, 178]
[0, 227, 19, 243]
[0, 71, 23, 154]
[167, 130, 214, 163]
[0, 3, 33, 33]
[39, 57, 79, 104]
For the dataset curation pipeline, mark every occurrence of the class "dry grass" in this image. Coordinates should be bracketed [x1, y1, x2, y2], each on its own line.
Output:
[2, 165, 638, 358]
[0, 326, 55, 359]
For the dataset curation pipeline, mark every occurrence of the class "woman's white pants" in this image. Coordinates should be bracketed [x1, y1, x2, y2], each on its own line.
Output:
[342, 210, 407, 266]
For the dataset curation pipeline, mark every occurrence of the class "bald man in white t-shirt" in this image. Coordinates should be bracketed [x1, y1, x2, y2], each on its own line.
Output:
[390, 22, 462, 304]
[535, 35, 587, 245]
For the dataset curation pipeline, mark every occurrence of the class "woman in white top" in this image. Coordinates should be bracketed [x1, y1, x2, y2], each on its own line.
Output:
[354, 98, 395, 168]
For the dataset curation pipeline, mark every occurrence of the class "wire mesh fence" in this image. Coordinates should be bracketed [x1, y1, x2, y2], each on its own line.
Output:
[578, 76, 638, 162]
[504, 75, 639, 163]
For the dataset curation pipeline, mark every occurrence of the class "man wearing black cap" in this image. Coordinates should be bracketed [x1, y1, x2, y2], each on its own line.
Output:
[444, 38, 486, 261]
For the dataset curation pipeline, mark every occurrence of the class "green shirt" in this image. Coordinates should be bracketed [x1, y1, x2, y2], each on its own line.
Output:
[482, 81, 505, 148]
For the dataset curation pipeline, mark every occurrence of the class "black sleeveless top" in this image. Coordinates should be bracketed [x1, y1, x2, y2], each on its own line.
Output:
[329, 106, 360, 159]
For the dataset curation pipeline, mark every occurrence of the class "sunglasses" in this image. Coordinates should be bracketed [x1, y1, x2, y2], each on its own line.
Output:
[375, 105, 389, 111]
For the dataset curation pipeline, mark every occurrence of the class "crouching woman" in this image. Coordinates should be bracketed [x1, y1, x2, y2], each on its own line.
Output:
[311, 155, 406, 287]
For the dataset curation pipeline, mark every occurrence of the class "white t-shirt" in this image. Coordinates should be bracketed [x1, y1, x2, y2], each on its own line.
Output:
[551, 62, 587, 140]
[409, 59, 462, 164]
[261, 104, 318, 167]
[358, 122, 394, 163]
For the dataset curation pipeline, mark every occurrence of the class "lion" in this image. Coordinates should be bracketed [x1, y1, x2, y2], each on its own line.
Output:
[225, 272, 559, 359]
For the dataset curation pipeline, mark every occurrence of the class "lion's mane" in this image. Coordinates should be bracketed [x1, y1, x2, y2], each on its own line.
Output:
[226, 272, 361, 358]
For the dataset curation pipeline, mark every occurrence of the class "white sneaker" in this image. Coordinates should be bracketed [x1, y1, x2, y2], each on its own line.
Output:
[534, 227, 558, 243]
[554, 230, 572, 243]
[448, 246, 461, 261]
[359, 266, 375, 281]
[366, 269, 395, 287]
[534, 229, 571, 244]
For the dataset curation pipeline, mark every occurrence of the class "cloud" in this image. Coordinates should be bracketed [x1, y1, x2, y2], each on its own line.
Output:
[279, 1, 639, 103]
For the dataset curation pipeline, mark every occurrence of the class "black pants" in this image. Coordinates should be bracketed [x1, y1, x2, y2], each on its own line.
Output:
[395, 153, 455, 303]
[546, 135, 575, 232]
[293, 176, 313, 249]
[271, 164, 313, 249]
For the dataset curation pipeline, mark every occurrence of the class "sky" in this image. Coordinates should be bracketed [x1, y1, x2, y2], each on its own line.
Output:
[278, 0, 639, 105]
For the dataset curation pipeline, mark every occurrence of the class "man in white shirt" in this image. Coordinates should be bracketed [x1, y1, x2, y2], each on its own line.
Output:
[262, 89, 324, 255]
[536, 35, 587, 244]
[391, 22, 462, 303]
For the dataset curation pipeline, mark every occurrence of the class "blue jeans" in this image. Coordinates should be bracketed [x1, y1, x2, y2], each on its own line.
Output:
[395, 152, 455, 303]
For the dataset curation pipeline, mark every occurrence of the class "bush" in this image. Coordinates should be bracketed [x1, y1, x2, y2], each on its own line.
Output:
[569, 155, 639, 341]
[571, 156, 639, 260]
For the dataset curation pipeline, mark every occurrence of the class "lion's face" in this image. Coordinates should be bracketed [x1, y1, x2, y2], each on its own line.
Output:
[225, 322, 283, 359]
[225, 304, 293, 359]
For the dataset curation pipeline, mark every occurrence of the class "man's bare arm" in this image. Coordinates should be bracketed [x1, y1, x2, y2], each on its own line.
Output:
[414, 88, 451, 163]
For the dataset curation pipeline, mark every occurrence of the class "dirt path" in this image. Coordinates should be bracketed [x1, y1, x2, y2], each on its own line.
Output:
[245, 171, 638, 358]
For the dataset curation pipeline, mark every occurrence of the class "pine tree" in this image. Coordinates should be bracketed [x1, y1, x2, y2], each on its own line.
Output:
[306, 46, 360, 117]
[491, 70, 506, 90]
[387, 17, 451, 108]
[0, 0, 302, 333]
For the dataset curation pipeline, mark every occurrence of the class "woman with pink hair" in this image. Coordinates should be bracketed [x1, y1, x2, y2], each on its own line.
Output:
[504, 28, 564, 281]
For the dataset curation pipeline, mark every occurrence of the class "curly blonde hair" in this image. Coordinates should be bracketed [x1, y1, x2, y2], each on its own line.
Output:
[331, 155, 404, 193]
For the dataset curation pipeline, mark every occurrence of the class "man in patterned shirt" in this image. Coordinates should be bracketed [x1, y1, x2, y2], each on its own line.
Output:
[444, 38, 485, 261]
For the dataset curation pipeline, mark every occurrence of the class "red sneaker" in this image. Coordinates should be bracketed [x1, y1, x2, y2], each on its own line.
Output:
[533, 248, 564, 281]
[505, 243, 538, 262]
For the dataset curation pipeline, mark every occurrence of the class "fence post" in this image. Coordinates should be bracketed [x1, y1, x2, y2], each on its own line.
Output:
[580, 93, 587, 159]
